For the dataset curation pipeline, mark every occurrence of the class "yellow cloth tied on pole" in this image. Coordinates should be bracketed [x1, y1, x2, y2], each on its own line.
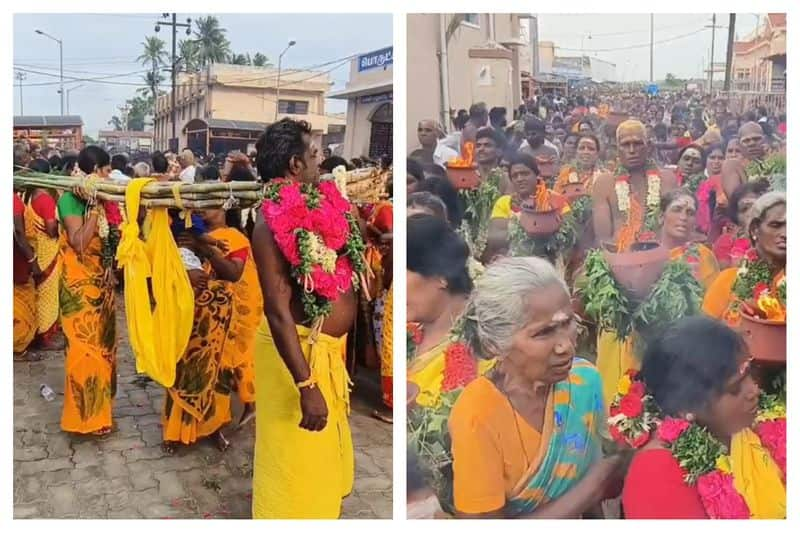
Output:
[115, 178, 195, 387]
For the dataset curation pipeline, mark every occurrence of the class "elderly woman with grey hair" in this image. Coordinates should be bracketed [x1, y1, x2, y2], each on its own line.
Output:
[447, 256, 625, 518]
[703, 190, 786, 326]
[133, 161, 152, 178]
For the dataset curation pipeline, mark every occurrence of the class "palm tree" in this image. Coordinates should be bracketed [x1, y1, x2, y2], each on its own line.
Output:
[108, 116, 124, 131]
[138, 71, 165, 116]
[251, 52, 272, 67]
[179, 39, 201, 73]
[137, 36, 168, 115]
[228, 52, 249, 65]
[193, 16, 231, 67]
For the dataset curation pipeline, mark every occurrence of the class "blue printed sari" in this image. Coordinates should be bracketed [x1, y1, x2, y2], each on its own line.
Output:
[505, 358, 606, 516]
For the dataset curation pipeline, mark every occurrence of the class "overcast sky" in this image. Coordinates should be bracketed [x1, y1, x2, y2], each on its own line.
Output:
[538, 13, 761, 82]
[13, 13, 392, 136]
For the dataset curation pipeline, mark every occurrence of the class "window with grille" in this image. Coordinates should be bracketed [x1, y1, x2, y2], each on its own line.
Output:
[278, 100, 309, 115]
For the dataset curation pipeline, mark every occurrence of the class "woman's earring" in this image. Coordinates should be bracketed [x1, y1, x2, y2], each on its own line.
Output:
[685, 413, 695, 422]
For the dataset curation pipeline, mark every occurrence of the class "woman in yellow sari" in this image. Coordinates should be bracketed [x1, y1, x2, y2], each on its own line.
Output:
[407, 215, 491, 407]
[449, 257, 625, 518]
[14, 193, 40, 358]
[704, 192, 785, 327]
[22, 158, 62, 349]
[25, 187, 62, 349]
[201, 207, 264, 427]
[57, 146, 118, 435]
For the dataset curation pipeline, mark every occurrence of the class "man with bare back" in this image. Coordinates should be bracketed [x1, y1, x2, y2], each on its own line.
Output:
[592, 119, 677, 252]
[250, 118, 364, 518]
[589, 119, 677, 405]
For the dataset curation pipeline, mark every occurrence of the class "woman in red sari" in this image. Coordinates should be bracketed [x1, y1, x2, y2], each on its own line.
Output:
[622, 317, 784, 519]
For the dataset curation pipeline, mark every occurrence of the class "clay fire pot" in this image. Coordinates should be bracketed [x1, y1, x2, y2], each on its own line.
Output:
[739, 314, 786, 364]
[519, 201, 561, 237]
[446, 165, 481, 190]
[562, 182, 588, 203]
[602, 241, 669, 300]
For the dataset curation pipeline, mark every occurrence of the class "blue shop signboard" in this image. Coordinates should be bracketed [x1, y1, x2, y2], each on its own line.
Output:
[358, 47, 393, 72]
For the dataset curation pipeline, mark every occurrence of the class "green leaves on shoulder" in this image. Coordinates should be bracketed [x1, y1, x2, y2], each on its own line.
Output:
[578, 250, 703, 341]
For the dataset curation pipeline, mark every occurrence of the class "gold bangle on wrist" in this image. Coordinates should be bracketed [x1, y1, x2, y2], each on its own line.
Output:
[27, 254, 38, 264]
[296, 376, 316, 390]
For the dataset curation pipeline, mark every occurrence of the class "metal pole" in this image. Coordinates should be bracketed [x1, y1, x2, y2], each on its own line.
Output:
[439, 14, 452, 130]
[531, 15, 539, 76]
[59, 39, 64, 115]
[709, 15, 716, 93]
[275, 54, 282, 122]
[16, 72, 25, 115]
[649, 14, 654, 83]
[724, 14, 736, 91]
[171, 13, 177, 152]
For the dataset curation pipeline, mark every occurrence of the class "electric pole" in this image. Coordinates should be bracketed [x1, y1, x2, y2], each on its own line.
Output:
[709, 15, 717, 93]
[15, 72, 26, 115]
[724, 14, 736, 91]
[649, 14, 654, 83]
[156, 13, 191, 152]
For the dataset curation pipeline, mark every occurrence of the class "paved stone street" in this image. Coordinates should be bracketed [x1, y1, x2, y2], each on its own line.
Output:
[14, 301, 393, 519]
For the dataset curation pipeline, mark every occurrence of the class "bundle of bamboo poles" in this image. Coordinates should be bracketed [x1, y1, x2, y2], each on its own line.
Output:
[13, 172, 264, 209]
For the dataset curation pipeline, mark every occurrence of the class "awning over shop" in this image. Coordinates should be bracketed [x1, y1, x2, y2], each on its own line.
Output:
[328, 81, 393, 100]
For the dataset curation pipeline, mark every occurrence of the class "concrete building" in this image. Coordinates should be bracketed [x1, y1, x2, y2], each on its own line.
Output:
[732, 13, 786, 93]
[406, 14, 531, 150]
[329, 46, 393, 160]
[13, 116, 83, 151]
[98, 130, 154, 153]
[152, 63, 333, 155]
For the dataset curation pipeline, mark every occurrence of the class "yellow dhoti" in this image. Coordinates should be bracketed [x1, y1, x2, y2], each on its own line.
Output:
[595, 331, 638, 407]
[13, 281, 36, 353]
[252, 319, 354, 519]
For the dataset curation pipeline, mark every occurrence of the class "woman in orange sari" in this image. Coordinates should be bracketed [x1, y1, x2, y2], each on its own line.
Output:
[202, 206, 264, 427]
[161, 260, 234, 452]
[660, 189, 719, 290]
[554, 134, 602, 195]
[57, 146, 119, 435]
[703, 192, 785, 327]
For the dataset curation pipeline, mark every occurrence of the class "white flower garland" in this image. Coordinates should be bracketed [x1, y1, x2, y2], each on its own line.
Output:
[615, 180, 631, 216]
[614, 172, 661, 224]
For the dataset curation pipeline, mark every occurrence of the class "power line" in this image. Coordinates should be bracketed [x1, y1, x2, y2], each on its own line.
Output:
[15, 62, 153, 77]
[13, 66, 151, 87]
[554, 27, 707, 53]
[14, 53, 357, 90]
